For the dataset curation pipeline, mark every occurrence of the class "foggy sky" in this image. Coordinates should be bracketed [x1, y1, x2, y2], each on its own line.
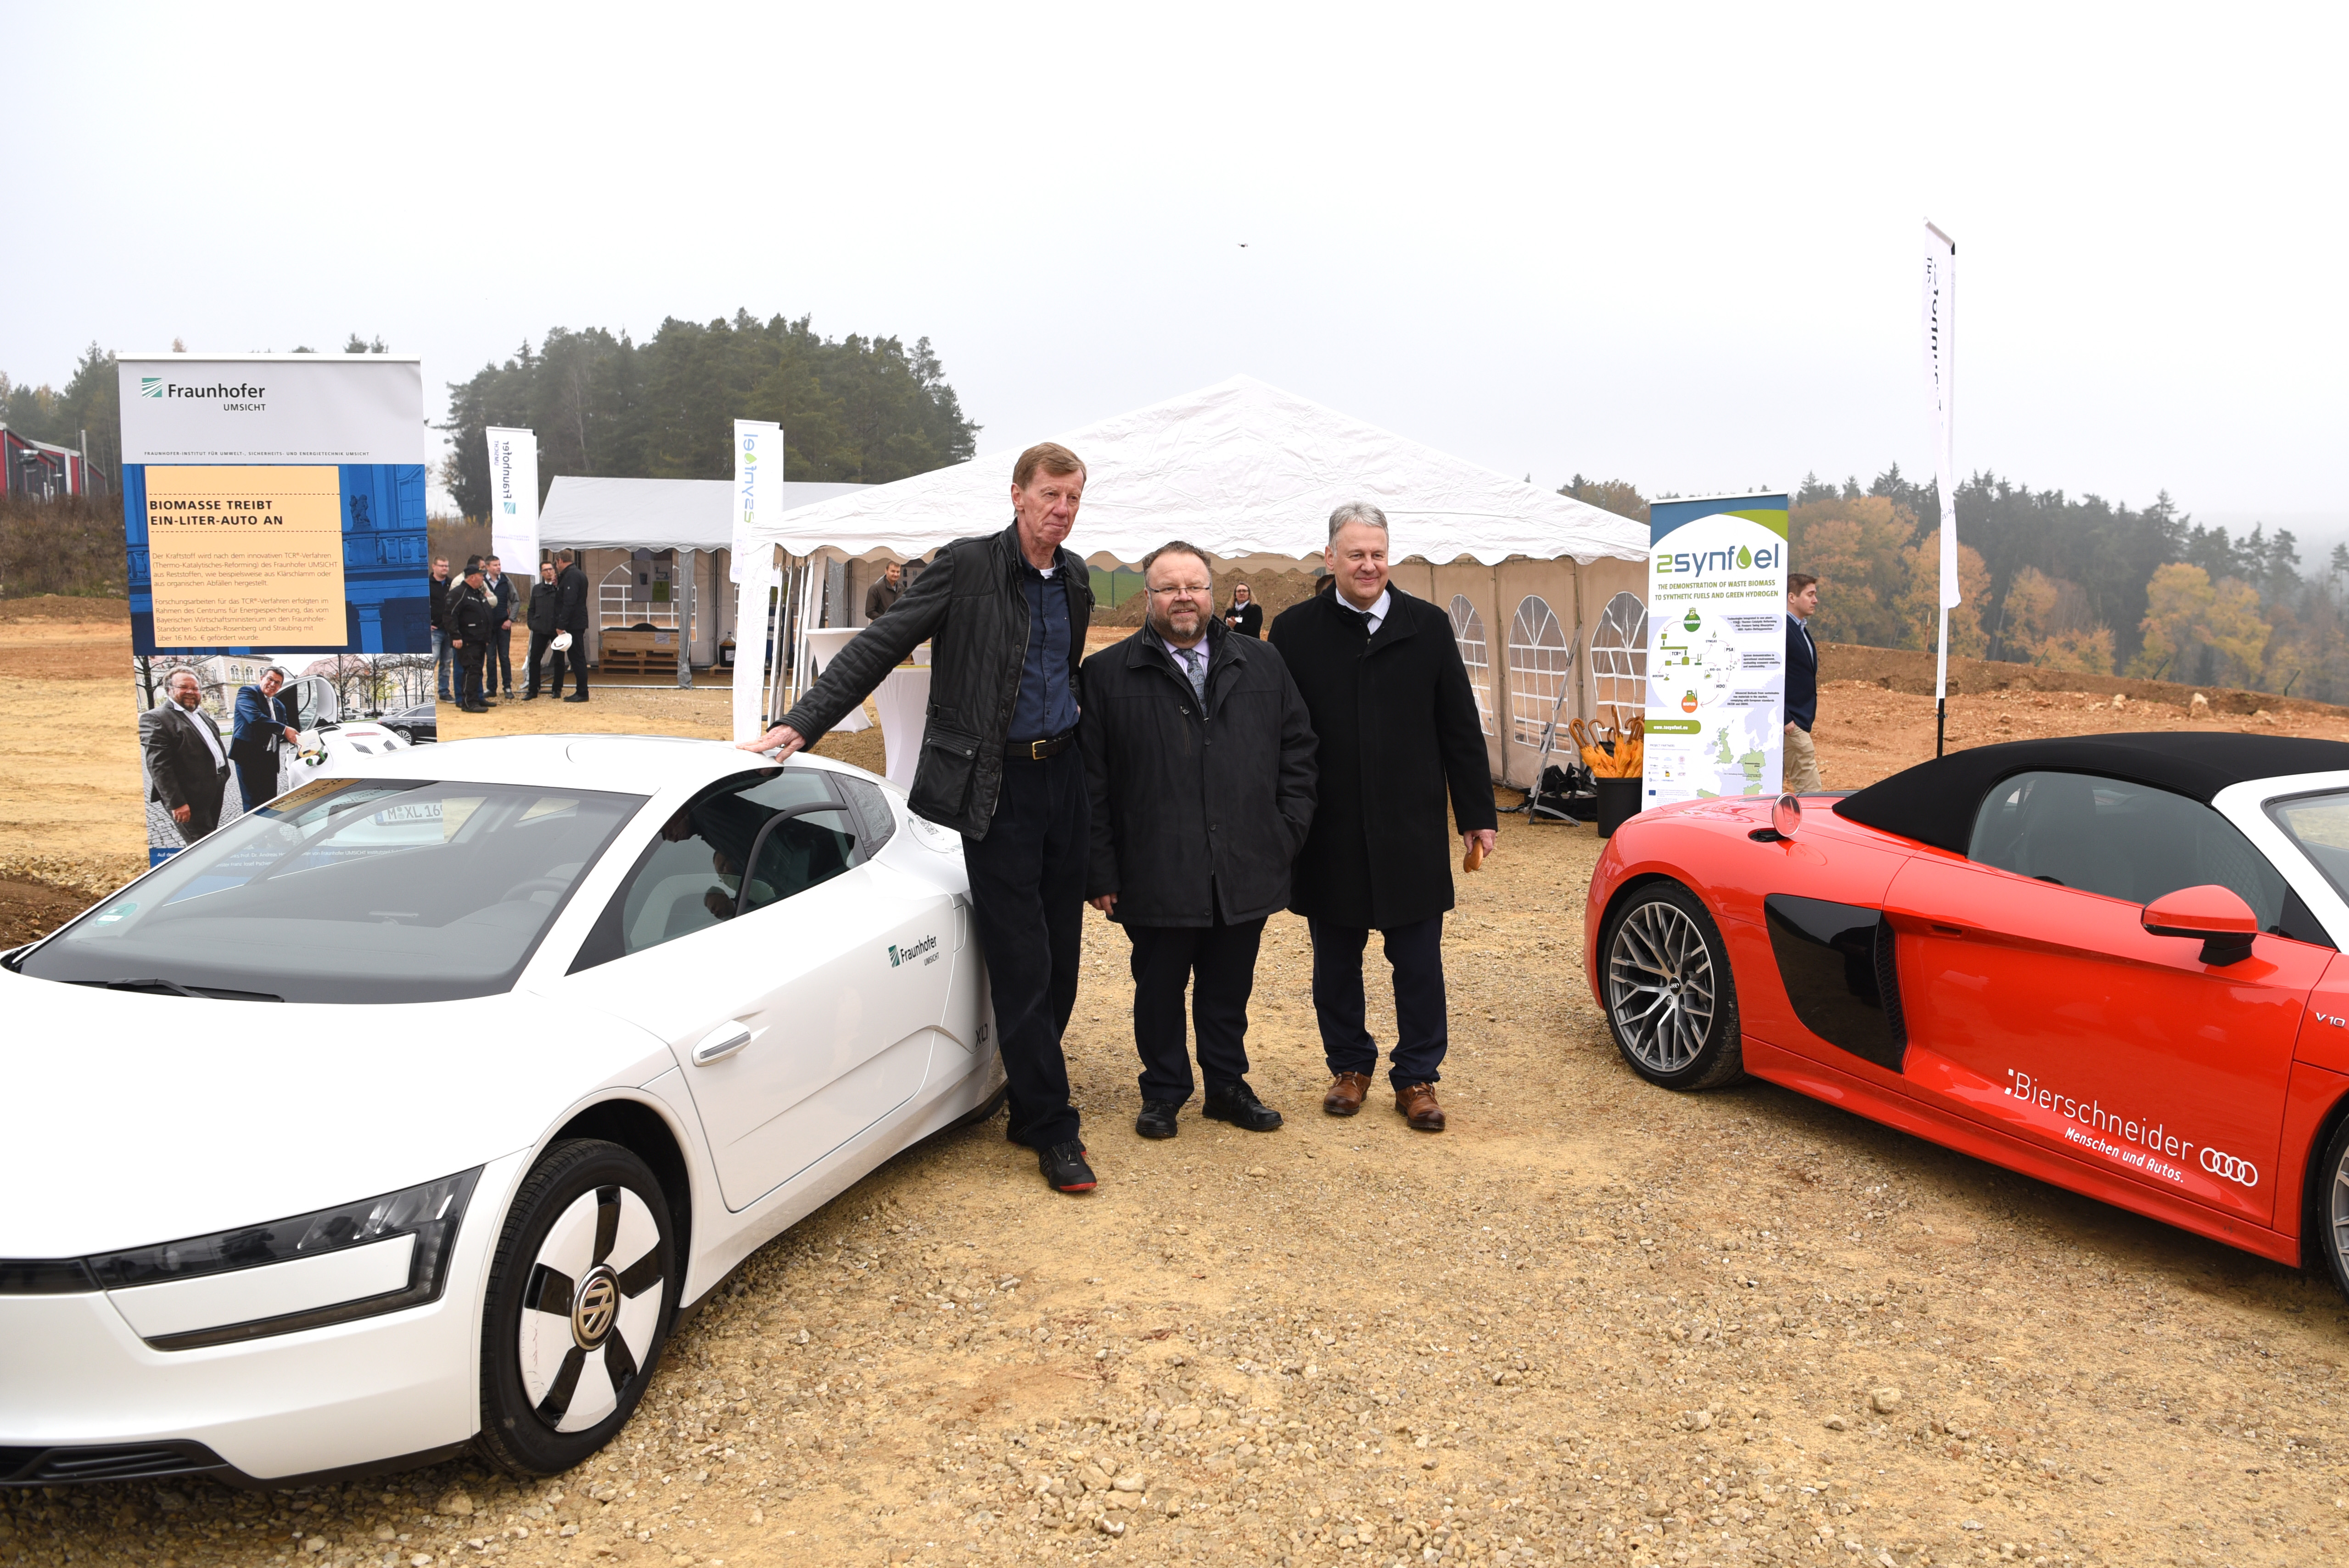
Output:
[6, 2, 2340, 534]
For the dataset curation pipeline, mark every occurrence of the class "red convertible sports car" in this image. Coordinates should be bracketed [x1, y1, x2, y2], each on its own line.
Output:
[1585, 732, 2349, 1294]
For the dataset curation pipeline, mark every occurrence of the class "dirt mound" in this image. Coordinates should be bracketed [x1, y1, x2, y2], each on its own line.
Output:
[1100, 567, 1323, 628]
[1821, 639, 2332, 717]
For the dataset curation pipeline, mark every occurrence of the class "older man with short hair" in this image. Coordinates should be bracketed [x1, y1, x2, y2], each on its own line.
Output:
[1268, 502, 1497, 1133]
[740, 443, 1103, 1193]
[1081, 540, 1317, 1140]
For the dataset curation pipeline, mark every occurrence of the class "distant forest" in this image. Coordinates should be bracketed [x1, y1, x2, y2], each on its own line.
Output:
[440, 311, 981, 516]
[1561, 471, 2349, 702]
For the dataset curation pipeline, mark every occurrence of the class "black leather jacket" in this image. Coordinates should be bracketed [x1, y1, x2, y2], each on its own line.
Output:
[779, 522, 1094, 839]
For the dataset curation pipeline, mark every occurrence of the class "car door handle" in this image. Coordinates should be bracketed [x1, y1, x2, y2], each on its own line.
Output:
[691, 1024, 754, 1066]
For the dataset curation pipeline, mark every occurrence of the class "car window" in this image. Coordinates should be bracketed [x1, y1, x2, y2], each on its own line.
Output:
[1969, 769, 2290, 931]
[16, 778, 643, 1003]
[582, 769, 865, 966]
[2267, 792, 2349, 905]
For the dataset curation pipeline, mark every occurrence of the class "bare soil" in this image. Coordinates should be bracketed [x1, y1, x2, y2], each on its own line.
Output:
[8, 610, 2349, 1568]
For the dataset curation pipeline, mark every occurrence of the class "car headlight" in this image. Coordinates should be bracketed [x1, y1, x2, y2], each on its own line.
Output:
[0, 1169, 480, 1350]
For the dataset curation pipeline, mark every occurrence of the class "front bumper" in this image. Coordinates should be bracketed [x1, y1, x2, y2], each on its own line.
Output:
[0, 1152, 525, 1485]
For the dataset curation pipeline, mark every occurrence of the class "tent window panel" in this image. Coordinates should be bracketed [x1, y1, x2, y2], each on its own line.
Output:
[1506, 595, 1572, 747]
[601, 564, 682, 630]
[1591, 591, 1648, 724]
[1448, 594, 1496, 738]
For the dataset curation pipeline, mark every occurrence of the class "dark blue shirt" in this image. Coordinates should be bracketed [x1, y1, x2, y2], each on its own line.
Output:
[1786, 614, 1818, 731]
[1009, 562, 1079, 741]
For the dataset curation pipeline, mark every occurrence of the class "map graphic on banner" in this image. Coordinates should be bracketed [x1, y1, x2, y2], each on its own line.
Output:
[1641, 493, 1790, 809]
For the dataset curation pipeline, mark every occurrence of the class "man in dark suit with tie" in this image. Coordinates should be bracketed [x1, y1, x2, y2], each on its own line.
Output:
[229, 666, 298, 817]
[146, 670, 232, 844]
[1785, 571, 1822, 793]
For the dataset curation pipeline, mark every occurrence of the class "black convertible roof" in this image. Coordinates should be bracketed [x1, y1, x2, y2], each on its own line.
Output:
[1832, 731, 2349, 854]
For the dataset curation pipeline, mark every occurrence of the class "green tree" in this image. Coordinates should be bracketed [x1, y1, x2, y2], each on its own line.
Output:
[1558, 475, 1648, 523]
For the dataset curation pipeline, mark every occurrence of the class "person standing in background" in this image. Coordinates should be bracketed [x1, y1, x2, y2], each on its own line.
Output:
[1223, 580, 1263, 639]
[738, 443, 1099, 1194]
[1269, 502, 1496, 1134]
[522, 560, 560, 700]
[1785, 572, 1822, 793]
[482, 554, 516, 701]
[863, 560, 906, 622]
[1082, 541, 1317, 1141]
[428, 557, 453, 700]
[447, 564, 496, 713]
[555, 549, 591, 703]
[146, 670, 231, 844]
[229, 666, 298, 816]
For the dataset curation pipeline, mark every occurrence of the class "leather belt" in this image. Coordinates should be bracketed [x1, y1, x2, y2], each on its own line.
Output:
[1008, 730, 1075, 762]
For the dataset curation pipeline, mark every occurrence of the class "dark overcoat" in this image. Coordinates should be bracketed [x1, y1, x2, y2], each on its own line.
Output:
[1077, 621, 1317, 926]
[1268, 582, 1497, 929]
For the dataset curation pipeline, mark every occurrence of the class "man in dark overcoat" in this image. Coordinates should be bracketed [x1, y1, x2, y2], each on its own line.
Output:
[1081, 541, 1317, 1140]
[554, 549, 591, 701]
[1268, 501, 1497, 1132]
[522, 560, 561, 699]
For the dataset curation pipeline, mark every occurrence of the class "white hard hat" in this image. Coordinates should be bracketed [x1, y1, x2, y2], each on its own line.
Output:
[551, 632, 573, 652]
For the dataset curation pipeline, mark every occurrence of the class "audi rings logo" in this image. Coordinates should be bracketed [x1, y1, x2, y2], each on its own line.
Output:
[2200, 1147, 2260, 1187]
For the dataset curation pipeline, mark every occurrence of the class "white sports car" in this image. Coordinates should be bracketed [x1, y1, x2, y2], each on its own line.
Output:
[1, 736, 1000, 1487]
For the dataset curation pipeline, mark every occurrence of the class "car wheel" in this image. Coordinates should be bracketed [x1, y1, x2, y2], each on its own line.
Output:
[1601, 880, 1744, 1090]
[944, 1083, 1009, 1132]
[2314, 1117, 2349, 1302]
[475, 1139, 676, 1475]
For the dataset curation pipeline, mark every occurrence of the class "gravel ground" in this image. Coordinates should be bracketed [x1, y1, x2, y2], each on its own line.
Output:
[14, 823, 2349, 1568]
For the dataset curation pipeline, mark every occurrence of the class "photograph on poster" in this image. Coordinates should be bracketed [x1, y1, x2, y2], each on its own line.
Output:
[133, 651, 433, 860]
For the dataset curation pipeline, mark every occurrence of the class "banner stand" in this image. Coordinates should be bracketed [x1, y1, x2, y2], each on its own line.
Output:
[1640, 493, 1791, 811]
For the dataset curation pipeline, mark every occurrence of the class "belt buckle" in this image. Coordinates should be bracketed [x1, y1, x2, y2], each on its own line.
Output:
[1028, 738, 1050, 761]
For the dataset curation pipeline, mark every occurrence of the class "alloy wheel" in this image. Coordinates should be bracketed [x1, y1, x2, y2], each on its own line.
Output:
[517, 1186, 666, 1434]
[1607, 897, 1718, 1076]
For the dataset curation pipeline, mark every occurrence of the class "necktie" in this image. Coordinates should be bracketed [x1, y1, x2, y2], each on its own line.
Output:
[1178, 646, 1206, 701]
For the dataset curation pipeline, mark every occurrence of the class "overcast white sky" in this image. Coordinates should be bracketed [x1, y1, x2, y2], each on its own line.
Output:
[6, 3, 2340, 540]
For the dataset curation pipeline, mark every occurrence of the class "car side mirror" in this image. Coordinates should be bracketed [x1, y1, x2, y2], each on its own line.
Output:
[2142, 884, 2259, 966]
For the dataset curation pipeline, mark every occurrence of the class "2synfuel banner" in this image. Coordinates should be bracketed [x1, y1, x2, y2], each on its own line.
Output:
[1641, 493, 1789, 809]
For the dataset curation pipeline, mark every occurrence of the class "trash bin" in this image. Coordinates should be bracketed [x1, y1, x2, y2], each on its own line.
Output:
[1594, 776, 1643, 838]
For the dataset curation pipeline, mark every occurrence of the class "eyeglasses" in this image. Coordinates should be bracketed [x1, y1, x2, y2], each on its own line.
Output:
[1147, 584, 1213, 598]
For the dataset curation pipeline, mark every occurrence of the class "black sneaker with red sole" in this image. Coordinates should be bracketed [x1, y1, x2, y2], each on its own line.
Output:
[1039, 1141, 1096, 1193]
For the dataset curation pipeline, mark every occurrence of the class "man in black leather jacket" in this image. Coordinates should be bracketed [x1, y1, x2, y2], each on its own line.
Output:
[740, 442, 1102, 1194]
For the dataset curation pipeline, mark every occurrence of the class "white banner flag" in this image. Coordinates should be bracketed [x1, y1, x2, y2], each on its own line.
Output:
[1921, 224, 1958, 611]
[731, 420, 784, 742]
[484, 427, 540, 574]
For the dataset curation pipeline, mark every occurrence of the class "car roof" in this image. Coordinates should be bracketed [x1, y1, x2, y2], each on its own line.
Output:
[331, 734, 849, 798]
[1833, 731, 2349, 854]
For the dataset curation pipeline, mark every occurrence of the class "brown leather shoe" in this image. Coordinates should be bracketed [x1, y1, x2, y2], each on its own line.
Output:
[1396, 1082, 1446, 1131]
[1322, 1072, 1374, 1116]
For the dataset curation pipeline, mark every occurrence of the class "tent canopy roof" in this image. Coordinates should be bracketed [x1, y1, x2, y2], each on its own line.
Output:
[738, 375, 1647, 570]
[539, 477, 867, 554]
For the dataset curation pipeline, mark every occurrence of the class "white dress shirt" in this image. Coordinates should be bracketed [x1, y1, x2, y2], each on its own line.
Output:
[1341, 587, 1392, 636]
[181, 704, 226, 770]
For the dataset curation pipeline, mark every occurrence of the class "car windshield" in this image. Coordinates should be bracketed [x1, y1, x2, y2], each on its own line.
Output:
[2269, 791, 2349, 907]
[15, 777, 644, 1003]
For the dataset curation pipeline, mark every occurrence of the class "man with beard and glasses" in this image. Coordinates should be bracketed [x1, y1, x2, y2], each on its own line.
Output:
[1080, 541, 1316, 1141]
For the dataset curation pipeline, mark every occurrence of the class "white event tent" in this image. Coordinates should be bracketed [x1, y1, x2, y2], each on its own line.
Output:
[734, 375, 1653, 787]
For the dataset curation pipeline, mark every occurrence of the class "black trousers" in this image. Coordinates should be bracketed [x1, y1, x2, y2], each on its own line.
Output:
[1125, 913, 1266, 1105]
[962, 745, 1088, 1149]
[557, 637, 590, 697]
[1309, 914, 1449, 1089]
[488, 627, 513, 693]
[525, 631, 558, 696]
[233, 759, 278, 817]
[457, 642, 488, 707]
